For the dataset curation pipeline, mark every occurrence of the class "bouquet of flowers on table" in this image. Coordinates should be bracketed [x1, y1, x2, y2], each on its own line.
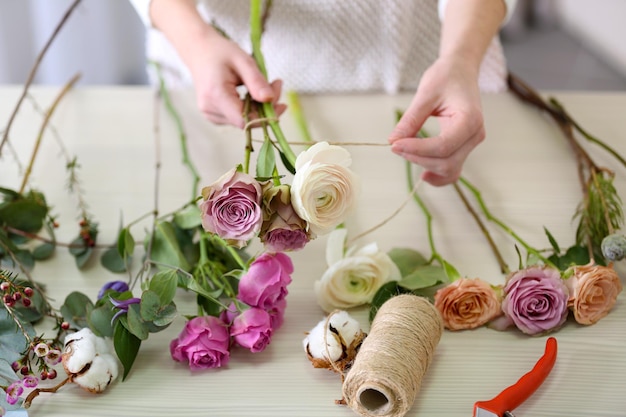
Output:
[0, 0, 360, 413]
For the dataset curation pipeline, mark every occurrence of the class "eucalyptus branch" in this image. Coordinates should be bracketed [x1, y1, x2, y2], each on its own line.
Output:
[3, 226, 109, 250]
[0, 0, 82, 156]
[453, 182, 510, 274]
[459, 176, 557, 268]
[19, 73, 81, 195]
[152, 61, 201, 200]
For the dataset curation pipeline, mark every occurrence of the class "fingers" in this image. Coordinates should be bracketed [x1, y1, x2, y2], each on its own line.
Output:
[388, 92, 434, 144]
[390, 111, 485, 186]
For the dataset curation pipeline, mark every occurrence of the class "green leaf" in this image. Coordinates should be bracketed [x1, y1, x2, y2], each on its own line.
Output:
[152, 303, 177, 327]
[388, 248, 428, 277]
[117, 228, 135, 258]
[61, 291, 94, 329]
[440, 259, 460, 282]
[173, 204, 202, 230]
[113, 321, 142, 380]
[68, 236, 88, 256]
[368, 281, 410, 322]
[544, 227, 561, 254]
[0, 309, 35, 365]
[398, 264, 448, 290]
[0, 359, 18, 386]
[278, 150, 296, 175]
[197, 294, 222, 317]
[87, 303, 115, 338]
[32, 242, 55, 260]
[139, 290, 161, 322]
[74, 246, 93, 269]
[256, 138, 276, 179]
[0, 196, 48, 233]
[149, 221, 191, 271]
[100, 246, 129, 273]
[548, 244, 590, 271]
[149, 270, 178, 305]
[126, 304, 149, 341]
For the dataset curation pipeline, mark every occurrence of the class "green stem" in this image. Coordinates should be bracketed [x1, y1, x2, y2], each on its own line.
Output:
[405, 162, 437, 264]
[152, 61, 201, 199]
[459, 176, 557, 268]
[287, 90, 313, 144]
[249, 0, 297, 167]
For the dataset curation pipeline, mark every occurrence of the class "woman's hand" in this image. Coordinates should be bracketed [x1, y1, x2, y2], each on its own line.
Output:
[388, 56, 485, 186]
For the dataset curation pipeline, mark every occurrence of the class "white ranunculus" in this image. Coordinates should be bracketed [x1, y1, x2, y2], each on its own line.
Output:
[315, 228, 401, 312]
[62, 328, 119, 393]
[291, 142, 360, 237]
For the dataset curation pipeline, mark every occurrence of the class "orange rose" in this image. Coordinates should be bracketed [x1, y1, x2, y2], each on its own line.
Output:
[567, 263, 623, 325]
[434, 278, 502, 330]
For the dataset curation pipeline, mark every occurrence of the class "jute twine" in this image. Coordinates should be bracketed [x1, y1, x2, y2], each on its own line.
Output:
[342, 294, 443, 417]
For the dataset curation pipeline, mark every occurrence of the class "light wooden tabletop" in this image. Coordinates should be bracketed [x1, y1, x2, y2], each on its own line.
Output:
[1, 86, 625, 417]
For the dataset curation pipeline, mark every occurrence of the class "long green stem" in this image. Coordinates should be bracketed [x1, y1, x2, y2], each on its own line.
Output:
[152, 61, 201, 199]
[287, 90, 314, 144]
[249, 0, 297, 167]
[459, 176, 557, 268]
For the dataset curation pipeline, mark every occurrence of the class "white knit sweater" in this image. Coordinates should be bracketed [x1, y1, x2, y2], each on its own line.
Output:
[130, 0, 517, 93]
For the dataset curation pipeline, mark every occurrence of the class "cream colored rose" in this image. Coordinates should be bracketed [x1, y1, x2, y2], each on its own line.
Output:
[567, 262, 623, 325]
[315, 229, 401, 312]
[291, 142, 360, 237]
[434, 278, 502, 330]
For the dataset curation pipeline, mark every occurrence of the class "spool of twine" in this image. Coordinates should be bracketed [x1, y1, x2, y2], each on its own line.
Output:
[342, 294, 443, 417]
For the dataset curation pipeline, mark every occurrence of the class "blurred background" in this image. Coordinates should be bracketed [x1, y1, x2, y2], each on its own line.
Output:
[1, 0, 625, 90]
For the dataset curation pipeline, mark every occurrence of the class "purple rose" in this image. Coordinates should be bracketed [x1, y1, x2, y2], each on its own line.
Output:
[237, 252, 293, 309]
[170, 316, 230, 370]
[230, 308, 273, 353]
[259, 184, 310, 252]
[200, 168, 263, 248]
[501, 266, 569, 335]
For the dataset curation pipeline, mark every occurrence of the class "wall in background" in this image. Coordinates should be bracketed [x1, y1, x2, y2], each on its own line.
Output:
[0, 0, 148, 85]
[554, 0, 626, 78]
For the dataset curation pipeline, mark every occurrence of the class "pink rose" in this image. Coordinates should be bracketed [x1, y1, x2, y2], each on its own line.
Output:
[259, 184, 310, 252]
[200, 168, 263, 248]
[170, 316, 230, 370]
[501, 266, 569, 335]
[567, 262, 623, 325]
[230, 308, 273, 353]
[434, 278, 502, 330]
[237, 252, 293, 309]
[266, 298, 287, 330]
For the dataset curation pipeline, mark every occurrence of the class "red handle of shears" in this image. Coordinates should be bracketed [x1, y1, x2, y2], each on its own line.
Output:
[473, 337, 557, 417]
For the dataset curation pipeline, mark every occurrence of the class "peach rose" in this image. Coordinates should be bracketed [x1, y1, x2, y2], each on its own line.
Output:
[567, 262, 623, 325]
[434, 278, 502, 330]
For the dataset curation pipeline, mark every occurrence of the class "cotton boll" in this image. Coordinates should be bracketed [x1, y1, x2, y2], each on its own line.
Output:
[303, 310, 366, 372]
[72, 355, 119, 393]
[62, 328, 98, 374]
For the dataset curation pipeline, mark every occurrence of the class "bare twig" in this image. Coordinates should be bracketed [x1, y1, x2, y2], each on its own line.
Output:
[0, 0, 82, 156]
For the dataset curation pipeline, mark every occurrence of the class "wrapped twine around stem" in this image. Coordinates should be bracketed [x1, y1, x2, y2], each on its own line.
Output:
[342, 294, 443, 417]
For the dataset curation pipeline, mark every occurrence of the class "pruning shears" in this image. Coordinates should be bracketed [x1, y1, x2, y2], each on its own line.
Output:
[473, 337, 558, 417]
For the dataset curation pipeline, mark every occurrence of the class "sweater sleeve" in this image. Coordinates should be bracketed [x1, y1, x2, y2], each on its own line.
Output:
[438, 0, 518, 25]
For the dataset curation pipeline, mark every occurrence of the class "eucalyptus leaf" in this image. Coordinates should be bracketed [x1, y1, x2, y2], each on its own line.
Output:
[152, 303, 177, 327]
[113, 321, 142, 380]
[87, 304, 116, 337]
[139, 290, 161, 322]
[0, 359, 18, 386]
[387, 248, 428, 278]
[117, 228, 135, 258]
[0, 197, 48, 233]
[398, 264, 448, 290]
[68, 236, 88, 256]
[61, 291, 94, 329]
[100, 246, 129, 273]
[74, 246, 94, 269]
[0, 309, 34, 364]
[173, 204, 202, 229]
[32, 242, 55, 260]
[126, 304, 149, 341]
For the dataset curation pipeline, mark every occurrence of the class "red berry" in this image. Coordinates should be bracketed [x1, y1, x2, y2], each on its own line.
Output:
[40, 371, 48, 380]
[3, 295, 14, 307]
[61, 322, 70, 330]
[22, 298, 31, 307]
[0, 282, 10, 291]
[23, 287, 34, 297]
[47, 369, 57, 380]
[12, 292, 21, 301]
[20, 366, 29, 375]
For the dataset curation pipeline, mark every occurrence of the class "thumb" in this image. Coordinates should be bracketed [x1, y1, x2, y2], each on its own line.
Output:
[388, 94, 435, 143]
